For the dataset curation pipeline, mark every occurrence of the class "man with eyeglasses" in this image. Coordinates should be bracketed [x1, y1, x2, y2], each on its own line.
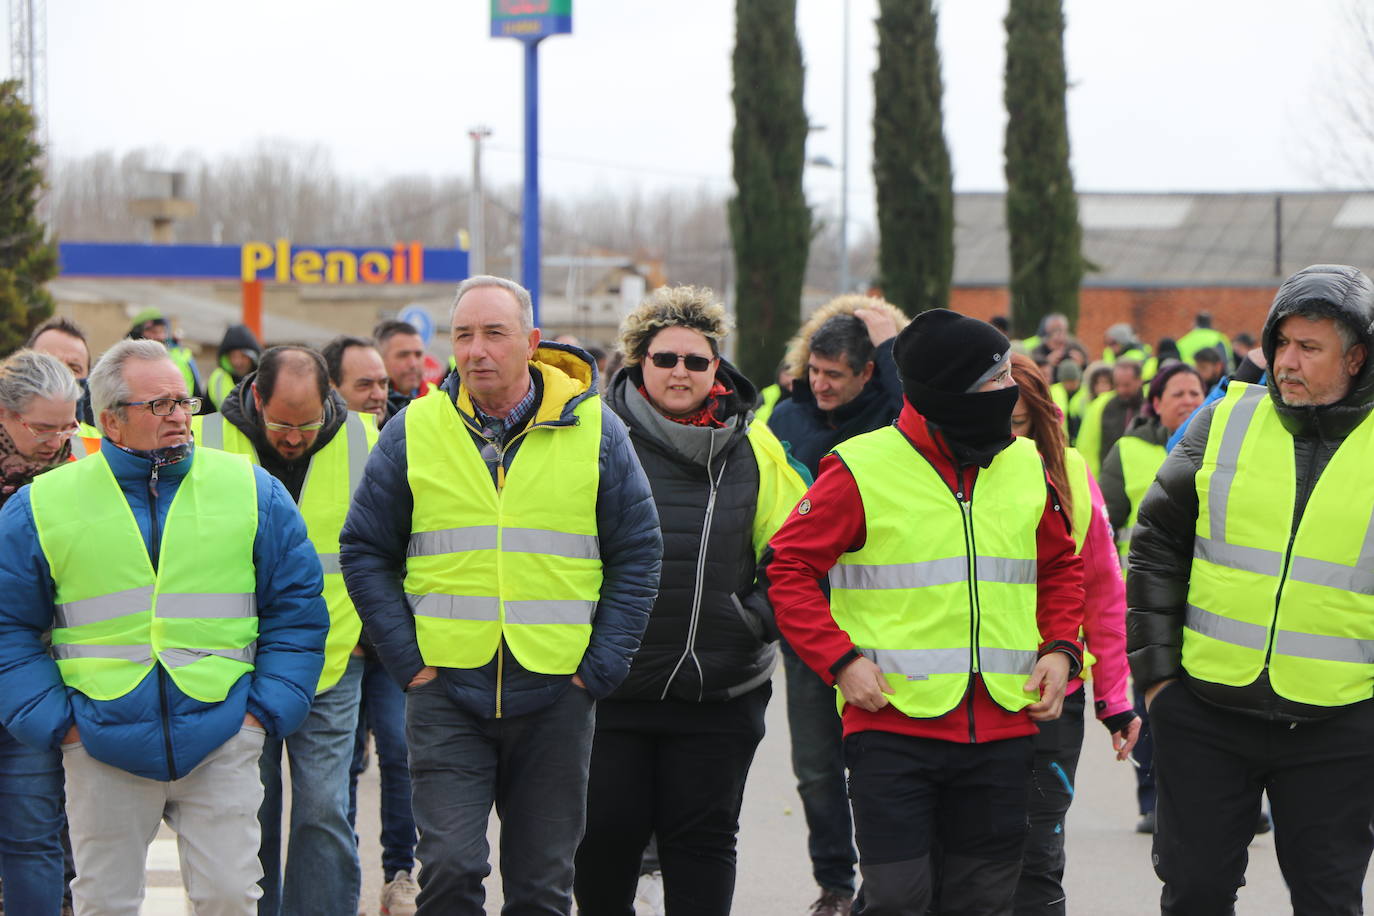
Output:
[191, 345, 379, 916]
[0, 338, 328, 915]
[340, 275, 662, 915]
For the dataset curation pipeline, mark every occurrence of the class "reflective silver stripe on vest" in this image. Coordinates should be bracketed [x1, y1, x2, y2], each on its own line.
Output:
[159, 645, 256, 668]
[317, 553, 342, 575]
[501, 529, 601, 560]
[1189, 604, 1374, 665]
[54, 585, 155, 629]
[51, 643, 153, 664]
[198, 412, 225, 450]
[1274, 629, 1374, 665]
[346, 413, 370, 496]
[1206, 384, 1266, 540]
[979, 647, 1039, 676]
[155, 594, 257, 619]
[860, 647, 969, 679]
[408, 526, 499, 557]
[1192, 537, 1284, 577]
[1287, 556, 1374, 596]
[1186, 604, 1269, 651]
[830, 556, 1034, 590]
[407, 593, 501, 622]
[505, 599, 596, 626]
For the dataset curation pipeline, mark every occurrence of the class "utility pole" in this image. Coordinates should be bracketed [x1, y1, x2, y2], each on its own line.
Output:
[10, 0, 46, 141]
[468, 125, 492, 277]
[839, 0, 850, 295]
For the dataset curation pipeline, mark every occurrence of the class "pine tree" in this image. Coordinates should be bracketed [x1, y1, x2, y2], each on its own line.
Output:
[873, 0, 953, 315]
[1004, 0, 1083, 336]
[0, 81, 54, 353]
[729, 0, 811, 386]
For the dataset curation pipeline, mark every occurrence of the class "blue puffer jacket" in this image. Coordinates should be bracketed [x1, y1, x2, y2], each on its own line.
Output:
[340, 342, 662, 719]
[0, 441, 328, 781]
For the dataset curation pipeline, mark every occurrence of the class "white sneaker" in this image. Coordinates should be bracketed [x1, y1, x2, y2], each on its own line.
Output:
[380, 871, 420, 916]
[635, 870, 665, 916]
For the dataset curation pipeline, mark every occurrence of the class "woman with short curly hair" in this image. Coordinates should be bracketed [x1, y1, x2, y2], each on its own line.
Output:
[574, 286, 807, 915]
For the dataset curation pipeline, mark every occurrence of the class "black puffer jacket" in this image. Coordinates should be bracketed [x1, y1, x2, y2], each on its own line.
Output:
[605, 361, 779, 702]
[1127, 264, 1374, 720]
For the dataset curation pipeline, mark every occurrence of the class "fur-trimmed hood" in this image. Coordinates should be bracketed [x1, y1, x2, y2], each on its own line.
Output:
[782, 294, 910, 379]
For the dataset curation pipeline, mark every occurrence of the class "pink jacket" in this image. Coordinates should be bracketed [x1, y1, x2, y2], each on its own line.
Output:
[1068, 468, 1133, 724]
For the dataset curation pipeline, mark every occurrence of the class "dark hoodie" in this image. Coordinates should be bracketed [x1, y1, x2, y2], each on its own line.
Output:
[603, 360, 777, 702]
[1127, 264, 1374, 721]
[216, 324, 261, 380]
[218, 371, 350, 501]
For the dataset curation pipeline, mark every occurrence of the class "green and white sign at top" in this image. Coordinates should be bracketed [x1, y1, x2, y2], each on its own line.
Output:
[491, 0, 572, 39]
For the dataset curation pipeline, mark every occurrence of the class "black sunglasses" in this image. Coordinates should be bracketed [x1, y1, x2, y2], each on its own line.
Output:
[648, 352, 714, 372]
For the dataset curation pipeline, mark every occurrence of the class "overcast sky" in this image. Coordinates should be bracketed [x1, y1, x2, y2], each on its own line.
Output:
[37, 1, 1356, 239]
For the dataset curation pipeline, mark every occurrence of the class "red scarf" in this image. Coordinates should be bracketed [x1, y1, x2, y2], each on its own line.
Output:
[638, 380, 732, 428]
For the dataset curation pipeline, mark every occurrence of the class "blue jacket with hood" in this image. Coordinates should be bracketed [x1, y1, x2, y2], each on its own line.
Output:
[0, 440, 329, 781]
[340, 342, 662, 718]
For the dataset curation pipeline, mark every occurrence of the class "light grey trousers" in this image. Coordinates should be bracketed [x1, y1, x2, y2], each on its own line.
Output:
[62, 725, 267, 916]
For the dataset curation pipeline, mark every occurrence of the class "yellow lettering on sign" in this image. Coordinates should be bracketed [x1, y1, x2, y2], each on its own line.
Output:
[241, 242, 273, 282]
[292, 250, 323, 283]
[274, 239, 291, 283]
[325, 251, 357, 284]
[359, 252, 389, 284]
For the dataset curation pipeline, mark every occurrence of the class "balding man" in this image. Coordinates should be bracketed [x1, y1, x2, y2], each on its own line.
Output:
[0, 339, 327, 915]
[341, 275, 662, 915]
[193, 346, 377, 916]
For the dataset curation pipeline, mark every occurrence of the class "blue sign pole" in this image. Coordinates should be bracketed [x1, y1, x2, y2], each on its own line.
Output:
[522, 36, 543, 326]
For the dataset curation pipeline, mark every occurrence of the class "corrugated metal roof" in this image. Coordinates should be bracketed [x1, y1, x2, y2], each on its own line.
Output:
[954, 191, 1374, 286]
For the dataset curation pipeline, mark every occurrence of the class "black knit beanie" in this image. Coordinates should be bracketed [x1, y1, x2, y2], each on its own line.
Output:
[893, 309, 1019, 467]
[893, 309, 1013, 396]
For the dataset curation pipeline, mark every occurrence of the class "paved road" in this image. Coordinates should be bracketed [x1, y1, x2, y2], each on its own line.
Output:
[143, 671, 1373, 914]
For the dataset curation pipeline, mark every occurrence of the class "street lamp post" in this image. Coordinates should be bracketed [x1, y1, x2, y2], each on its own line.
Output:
[468, 125, 492, 277]
[839, 0, 850, 295]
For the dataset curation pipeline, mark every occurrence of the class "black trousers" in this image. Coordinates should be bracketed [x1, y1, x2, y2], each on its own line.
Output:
[1150, 681, 1374, 916]
[573, 682, 770, 916]
[1013, 690, 1085, 916]
[845, 730, 1033, 916]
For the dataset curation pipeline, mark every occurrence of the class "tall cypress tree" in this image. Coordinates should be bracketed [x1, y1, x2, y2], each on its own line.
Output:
[873, 0, 953, 315]
[1004, 0, 1083, 336]
[729, 0, 811, 385]
[0, 80, 55, 352]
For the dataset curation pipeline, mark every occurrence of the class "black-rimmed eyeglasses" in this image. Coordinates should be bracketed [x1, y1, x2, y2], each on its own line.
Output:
[117, 397, 202, 416]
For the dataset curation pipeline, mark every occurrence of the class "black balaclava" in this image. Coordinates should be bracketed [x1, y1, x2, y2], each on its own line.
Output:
[893, 309, 1018, 468]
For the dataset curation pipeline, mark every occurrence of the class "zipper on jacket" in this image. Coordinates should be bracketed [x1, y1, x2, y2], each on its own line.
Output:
[149, 463, 176, 780]
[957, 488, 980, 742]
[495, 643, 504, 719]
[1263, 438, 1319, 669]
[661, 444, 727, 701]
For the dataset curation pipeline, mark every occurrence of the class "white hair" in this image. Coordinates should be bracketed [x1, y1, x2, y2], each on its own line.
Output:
[450, 275, 535, 332]
[89, 339, 173, 419]
[0, 349, 80, 412]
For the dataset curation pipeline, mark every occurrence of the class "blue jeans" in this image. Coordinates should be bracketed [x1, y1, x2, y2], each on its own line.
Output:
[782, 650, 857, 895]
[0, 724, 64, 915]
[348, 654, 417, 880]
[405, 680, 595, 915]
[258, 655, 363, 916]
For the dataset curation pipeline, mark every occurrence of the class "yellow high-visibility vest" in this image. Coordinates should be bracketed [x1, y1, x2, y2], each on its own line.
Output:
[1115, 436, 1166, 565]
[1186, 382, 1374, 706]
[192, 410, 376, 693]
[829, 429, 1045, 717]
[403, 367, 604, 674]
[31, 448, 259, 702]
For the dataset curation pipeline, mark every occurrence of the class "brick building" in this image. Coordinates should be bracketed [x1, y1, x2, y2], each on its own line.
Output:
[943, 191, 1374, 355]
